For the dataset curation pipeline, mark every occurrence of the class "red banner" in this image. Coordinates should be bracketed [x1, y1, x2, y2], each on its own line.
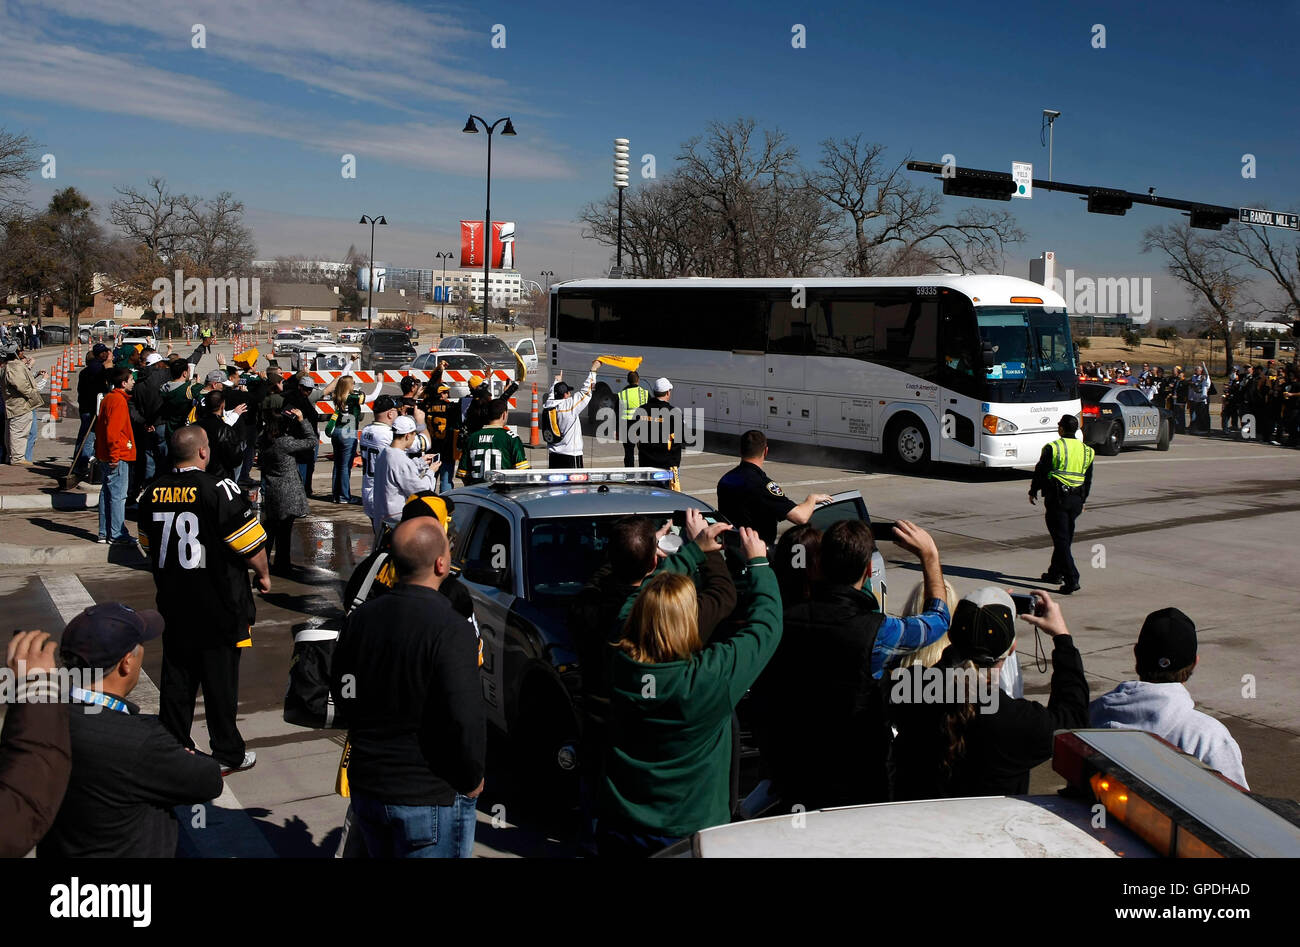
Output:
[460, 220, 516, 268]
[460, 220, 485, 267]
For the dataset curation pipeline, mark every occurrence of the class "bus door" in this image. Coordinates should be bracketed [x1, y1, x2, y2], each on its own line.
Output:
[765, 296, 813, 436]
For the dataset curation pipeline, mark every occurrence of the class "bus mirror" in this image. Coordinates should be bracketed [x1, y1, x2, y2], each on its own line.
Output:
[982, 341, 996, 367]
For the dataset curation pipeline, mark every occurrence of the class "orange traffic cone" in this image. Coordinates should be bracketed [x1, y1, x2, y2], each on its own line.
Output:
[529, 383, 540, 447]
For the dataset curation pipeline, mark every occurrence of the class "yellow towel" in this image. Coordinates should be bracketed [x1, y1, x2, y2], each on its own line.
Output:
[597, 354, 643, 371]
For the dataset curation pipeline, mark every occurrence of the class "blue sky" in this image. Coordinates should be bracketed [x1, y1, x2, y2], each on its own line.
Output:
[2, 0, 1297, 314]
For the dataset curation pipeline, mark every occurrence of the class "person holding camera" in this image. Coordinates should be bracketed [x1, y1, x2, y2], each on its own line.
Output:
[372, 415, 440, 538]
[598, 524, 775, 857]
[890, 588, 1088, 801]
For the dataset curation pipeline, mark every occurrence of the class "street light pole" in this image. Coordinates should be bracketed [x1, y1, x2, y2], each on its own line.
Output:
[463, 115, 516, 334]
[359, 214, 387, 331]
[435, 250, 452, 338]
[614, 139, 629, 275]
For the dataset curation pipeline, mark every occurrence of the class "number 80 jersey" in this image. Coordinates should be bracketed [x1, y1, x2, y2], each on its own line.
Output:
[137, 469, 267, 644]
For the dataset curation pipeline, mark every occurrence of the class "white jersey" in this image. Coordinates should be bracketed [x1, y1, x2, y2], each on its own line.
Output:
[359, 421, 394, 518]
[543, 371, 596, 457]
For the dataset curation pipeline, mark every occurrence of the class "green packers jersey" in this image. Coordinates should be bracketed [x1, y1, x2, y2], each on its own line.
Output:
[457, 427, 530, 484]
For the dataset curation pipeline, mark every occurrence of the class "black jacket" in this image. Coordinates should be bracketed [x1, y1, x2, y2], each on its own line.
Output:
[331, 584, 486, 805]
[132, 361, 171, 428]
[37, 699, 222, 858]
[889, 636, 1090, 801]
[632, 397, 683, 469]
[197, 413, 243, 483]
[76, 362, 109, 417]
[753, 583, 891, 809]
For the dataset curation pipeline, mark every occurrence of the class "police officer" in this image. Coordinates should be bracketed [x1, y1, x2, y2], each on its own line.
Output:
[617, 370, 649, 466]
[1028, 414, 1094, 595]
[717, 430, 832, 545]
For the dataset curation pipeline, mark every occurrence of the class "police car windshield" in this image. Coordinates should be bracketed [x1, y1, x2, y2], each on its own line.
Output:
[977, 306, 1078, 403]
[527, 513, 687, 604]
[461, 337, 511, 356]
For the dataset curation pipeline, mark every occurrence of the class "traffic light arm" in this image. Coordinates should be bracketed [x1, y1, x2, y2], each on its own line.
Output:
[906, 161, 1237, 229]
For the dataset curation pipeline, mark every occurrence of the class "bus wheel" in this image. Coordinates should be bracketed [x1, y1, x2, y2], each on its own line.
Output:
[886, 414, 931, 473]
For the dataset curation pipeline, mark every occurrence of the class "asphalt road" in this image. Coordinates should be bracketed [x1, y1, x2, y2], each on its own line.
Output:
[4, 336, 1298, 856]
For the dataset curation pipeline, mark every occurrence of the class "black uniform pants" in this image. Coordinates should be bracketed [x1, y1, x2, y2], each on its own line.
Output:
[549, 452, 583, 469]
[159, 633, 246, 767]
[266, 516, 295, 569]
[1045, 492, 1084, 586]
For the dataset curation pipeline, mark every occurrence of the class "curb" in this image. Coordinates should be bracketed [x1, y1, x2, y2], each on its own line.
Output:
[0, 541, 143, 566]
[0, 491, 101, 511]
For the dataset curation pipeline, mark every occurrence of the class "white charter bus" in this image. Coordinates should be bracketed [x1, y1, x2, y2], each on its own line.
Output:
[548, 275, 1080, 470]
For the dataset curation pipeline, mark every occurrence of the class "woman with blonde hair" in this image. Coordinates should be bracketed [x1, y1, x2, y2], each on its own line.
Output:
[322, 374, 363, 503]
[600, 526, 779, 857]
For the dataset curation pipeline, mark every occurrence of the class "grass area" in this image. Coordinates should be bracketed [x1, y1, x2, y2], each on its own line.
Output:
[1077, 336, 1296, 381]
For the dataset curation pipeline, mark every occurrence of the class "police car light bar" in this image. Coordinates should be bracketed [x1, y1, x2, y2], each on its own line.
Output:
[1054, 729, 1300, 857]
[486, 467, 673, 486]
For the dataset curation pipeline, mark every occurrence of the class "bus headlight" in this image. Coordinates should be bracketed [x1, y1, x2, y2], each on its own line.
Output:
[982, 414, 1020, 435]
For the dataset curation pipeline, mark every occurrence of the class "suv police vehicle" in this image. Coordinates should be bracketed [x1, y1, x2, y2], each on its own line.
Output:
[428, 468, 887, 804]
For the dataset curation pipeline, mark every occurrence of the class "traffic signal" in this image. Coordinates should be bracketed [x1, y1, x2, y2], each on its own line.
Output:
[1189, 207, 1233, 230]
[1086, 188, 1133, 216]
[942, 168, 1015, 201]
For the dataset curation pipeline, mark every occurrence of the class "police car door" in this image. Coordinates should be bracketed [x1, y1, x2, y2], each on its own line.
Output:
[808, 490, 889, 610]
[1119, 388, 1160, 443]
[455, 501, 516, 731]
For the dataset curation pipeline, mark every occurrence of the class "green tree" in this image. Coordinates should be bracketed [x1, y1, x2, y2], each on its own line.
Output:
[1156, 326, 1179, 347]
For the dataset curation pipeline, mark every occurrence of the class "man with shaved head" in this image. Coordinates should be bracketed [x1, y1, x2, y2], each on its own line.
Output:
[137, 422, 270, 776]
[331, 517, 486, 857]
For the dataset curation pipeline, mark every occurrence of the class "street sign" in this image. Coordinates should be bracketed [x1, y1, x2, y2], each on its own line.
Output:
[1012, 161, 1033, 199]
[1238, 207, 1299, 230]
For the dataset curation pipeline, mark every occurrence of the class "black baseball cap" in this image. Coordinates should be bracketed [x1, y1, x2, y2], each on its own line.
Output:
[552, 381, 572, 398]
[372, 394, 397, 414]
[1135, 607, 1197, 676]
[92, 343, 110, 356]
[60, 603, 164, 670]
[948, 587, 1017, 667]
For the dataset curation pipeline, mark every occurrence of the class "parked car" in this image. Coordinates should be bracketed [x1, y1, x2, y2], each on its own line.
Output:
[337, 327, 365, 344]
[360, 328, 416, 371]
[41, 324, 71, 344]
[80, 319, 117, 342]
[437, 334, 523, 379]
[271, 329, 307, 360]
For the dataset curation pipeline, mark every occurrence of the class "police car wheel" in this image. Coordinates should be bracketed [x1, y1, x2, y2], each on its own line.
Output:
[1156, 420, 1171, 451]
[1098, 421, 1123, 456]
[885, 414, 931, 472]
[512, 682, 580, 811]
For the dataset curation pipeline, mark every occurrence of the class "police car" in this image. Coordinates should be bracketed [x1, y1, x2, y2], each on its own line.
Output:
[1080, 382, 1173, 455]
[438, 468, 887, 803]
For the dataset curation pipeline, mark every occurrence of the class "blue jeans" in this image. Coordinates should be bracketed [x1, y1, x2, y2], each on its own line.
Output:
[97, 460, 131, 540]
[349, 793, 477, 858]
[437, 456, 456, 493]
[297, 440, 319, 495]
[74, 412, 96, 472]
[331, 434, 356, 502]
[25, 413, 40, 462]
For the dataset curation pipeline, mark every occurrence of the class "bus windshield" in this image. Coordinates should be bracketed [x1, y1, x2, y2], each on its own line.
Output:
[977, 307, 1077, 400]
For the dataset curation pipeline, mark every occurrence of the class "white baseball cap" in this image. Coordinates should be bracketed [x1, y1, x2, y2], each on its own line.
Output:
[652, 377, 673, 395]
[393, 415, 418, 435]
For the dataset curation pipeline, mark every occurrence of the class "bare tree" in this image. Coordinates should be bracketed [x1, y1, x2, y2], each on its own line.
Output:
[0, 128, 39, 218]
[109, 178, 189, 260]
[178, 191, 255, 278]
[1142, 223, 1247, 373]
[807, 135, 1025, 275]
[1212, 217, 1299, 321]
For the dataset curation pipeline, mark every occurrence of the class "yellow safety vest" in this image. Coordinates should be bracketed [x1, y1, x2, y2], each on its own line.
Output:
[1048, 437, 1094, 489]
[618, 384, 649, 421]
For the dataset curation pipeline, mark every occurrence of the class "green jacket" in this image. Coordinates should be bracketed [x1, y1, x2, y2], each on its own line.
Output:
[602, 553, 782, 838]
[160, 379, 201, 430]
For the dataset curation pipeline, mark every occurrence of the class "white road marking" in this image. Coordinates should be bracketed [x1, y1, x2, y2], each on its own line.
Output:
[41, 573, 161, 714]
[39, 573, 275, 857]
[1107, 452, 1296, 464]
